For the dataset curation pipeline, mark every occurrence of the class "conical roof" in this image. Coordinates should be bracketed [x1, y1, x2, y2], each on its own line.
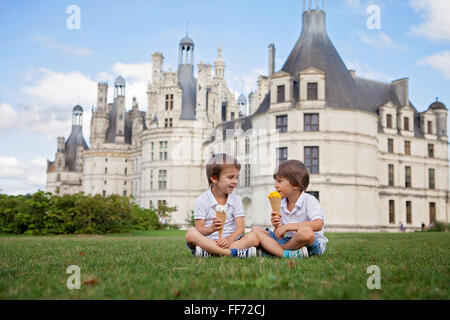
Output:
[281, 10, 369, 111]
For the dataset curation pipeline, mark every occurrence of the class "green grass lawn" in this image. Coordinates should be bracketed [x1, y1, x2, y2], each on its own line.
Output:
[0, 230, 448, 299]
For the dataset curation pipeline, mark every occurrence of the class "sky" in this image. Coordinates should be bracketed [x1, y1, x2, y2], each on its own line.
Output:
[0, 0, 450, 195]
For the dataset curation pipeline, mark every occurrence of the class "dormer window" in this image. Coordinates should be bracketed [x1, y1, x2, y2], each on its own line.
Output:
[277, 85, 285, 103]
[404, 117, 410, 131]
[307, 82, 318, 100]
[386, 114, 392, 128]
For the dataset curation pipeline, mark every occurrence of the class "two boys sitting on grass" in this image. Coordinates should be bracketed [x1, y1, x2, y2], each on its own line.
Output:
[185, 153, 328, 258]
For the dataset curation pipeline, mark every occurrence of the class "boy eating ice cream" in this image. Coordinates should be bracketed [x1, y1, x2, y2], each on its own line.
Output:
[185, 153, 257, 258]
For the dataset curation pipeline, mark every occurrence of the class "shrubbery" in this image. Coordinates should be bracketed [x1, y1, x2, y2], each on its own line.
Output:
[0, 191, 176, 235]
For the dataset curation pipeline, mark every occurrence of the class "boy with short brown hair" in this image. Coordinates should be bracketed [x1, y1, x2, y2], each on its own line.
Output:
[185, 153, 257, 258]
[232, 159, 328, 258]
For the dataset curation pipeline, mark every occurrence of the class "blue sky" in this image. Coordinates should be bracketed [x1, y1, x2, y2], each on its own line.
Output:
[1, 0, 449, 194]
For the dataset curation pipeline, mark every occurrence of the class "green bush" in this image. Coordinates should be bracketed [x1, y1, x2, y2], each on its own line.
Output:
[0, 191, 169, 235]
[427, 220, 450, 232]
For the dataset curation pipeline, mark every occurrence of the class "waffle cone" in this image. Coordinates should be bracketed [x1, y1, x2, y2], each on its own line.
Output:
[269, 197, 281, 215]
[216, 211, 227, 239]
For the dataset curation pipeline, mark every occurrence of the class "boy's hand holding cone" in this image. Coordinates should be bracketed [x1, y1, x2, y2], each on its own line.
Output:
[268, 191, 282, 230]
[215, 205, 227, 239]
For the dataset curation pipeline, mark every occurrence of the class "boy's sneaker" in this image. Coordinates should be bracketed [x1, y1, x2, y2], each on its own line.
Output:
[283, 246, 309, 259]
[194, 246, 212, 258]
[231, 247, 257, 258]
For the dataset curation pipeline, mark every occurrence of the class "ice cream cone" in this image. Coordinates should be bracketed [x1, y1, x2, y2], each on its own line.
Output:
[216, 211, 227, 239]
[268, 191, 282, 229]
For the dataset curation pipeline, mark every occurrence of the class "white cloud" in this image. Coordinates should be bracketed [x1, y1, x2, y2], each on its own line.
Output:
[410, 0, 450, 42]
[0, 156, 46, 195]
[34, 36, 92, 56]
[0, 103, 19, 134]
[418, 51, 450, 80]
[346, 60, 393, 82]
[111, 62, 152, 108]
[227, 68, 266, 97]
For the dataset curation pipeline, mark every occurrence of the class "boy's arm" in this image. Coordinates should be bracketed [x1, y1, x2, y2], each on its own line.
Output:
[224, 216, 245, 242]
[282, 219, 323, 233]
[195, 219, 221, 236]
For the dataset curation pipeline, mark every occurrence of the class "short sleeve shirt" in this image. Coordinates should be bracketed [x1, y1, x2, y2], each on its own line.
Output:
[280, 192, 328, 247]
[193, 188, 245, 240]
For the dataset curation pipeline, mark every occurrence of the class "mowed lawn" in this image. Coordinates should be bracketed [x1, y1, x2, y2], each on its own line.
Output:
[0, 230, 448, 300]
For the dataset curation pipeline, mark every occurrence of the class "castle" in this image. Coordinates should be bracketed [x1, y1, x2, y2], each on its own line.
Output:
[46, 4, 449, 232]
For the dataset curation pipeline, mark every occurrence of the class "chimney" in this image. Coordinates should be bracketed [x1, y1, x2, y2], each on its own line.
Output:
[268, 43, 275, 77]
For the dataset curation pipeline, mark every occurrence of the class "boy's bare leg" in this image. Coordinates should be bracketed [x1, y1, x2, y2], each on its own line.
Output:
[281, 226, 315, 250]
[185, 228, 231, 256]
[231, 227, 284, 257]
[229, 231, 259, 249]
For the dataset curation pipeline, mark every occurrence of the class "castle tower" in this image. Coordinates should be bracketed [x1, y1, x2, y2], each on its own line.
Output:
[152, 52, 164, 83]
[114, 76, 126, 143]
[90, 82, 109, 148]
[214, 45, 225, 81]
[238, 93, 248, 117]
[97, 82, 108, 112]
[178, 33, 197, 120]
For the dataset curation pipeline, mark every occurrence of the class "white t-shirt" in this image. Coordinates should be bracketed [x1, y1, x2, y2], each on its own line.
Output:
[193, 188, 245, 240]
[280, 192, 328, 248]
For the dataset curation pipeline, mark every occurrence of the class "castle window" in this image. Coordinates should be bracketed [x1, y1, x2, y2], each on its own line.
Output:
[428, 144, 434, 158]
[305, 146, 319, 174]
[245, 137, 250, 155]
[304, 113, 319, 132]
[406, 201, 412, 224]
[244, 164, 251, 187]
[403, 117, 410, 131]
[276, 115, 288, 133]
[124, 167, 127, 175]
[429, 202, 436, 224]
[150, 170, 154, 191]
[56, 173, 61, 182]
[159, 141, 168, 160]
[388, 138, 394, 153]
[165, 94, 174, 111]
[151, 142, 154, 161]
[405, 166, 412, 188]
[386, 114, 392, 128]
[102, 190, 106, 197]
[56, 186, 60, 194]
[307, 82, 318, 100]
[388, 164, 394, 186]
[427, 121, 432, 134]
[277, 147, 288, 165]
[428, 168, 435, 190]
[165, 118, 173, 128]
[105, 167, 108, 174]
[404, 141, 411, 156]
[389, 200, 395, 224]
[277, 85, 285, 103]
[231, 112, 235, 120]
[158, 170, 167, 190]
[123, 190, 127, 197]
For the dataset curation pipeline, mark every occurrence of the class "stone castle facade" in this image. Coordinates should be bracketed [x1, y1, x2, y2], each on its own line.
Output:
[47, 5, 449, 232]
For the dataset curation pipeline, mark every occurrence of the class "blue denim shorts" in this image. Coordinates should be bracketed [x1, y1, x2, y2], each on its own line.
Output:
[186, 233, 245, 255]
[264, 227, 325, 257]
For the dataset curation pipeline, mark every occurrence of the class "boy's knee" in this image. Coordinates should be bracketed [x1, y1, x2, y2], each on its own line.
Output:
[297, 226, 315, 245]
[185, 228, 199, 244]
